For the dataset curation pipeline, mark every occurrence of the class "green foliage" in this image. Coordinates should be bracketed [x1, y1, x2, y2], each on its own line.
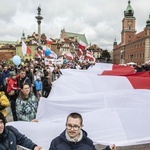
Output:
[101, 50, 110, 59]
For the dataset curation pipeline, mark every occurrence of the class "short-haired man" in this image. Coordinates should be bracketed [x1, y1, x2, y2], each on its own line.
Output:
[49, 112, 116, 150]
[0, 112, 42, 150]
[17, 68, 31, 88]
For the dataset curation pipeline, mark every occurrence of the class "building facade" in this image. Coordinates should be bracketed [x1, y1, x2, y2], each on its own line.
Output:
[86, 44, 102, 59]
[0, 41, 17, 61]
[113, 0, 150, 65]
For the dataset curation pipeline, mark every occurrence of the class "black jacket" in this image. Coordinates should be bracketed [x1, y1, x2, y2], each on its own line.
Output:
[0, 125, 37, 150]
[17, 76, 31, 88]
[49, 129, 111, 150]
[42, 77, 52, 92]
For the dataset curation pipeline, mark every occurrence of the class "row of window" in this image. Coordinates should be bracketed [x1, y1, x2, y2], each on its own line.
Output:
[126, 41, 145, 49]
[127, 52, 145, 59]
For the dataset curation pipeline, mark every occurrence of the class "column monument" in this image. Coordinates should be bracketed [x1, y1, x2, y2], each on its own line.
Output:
[35, 5, 43, 46]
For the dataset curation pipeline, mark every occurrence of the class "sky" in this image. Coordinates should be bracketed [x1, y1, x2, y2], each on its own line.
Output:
[0, 0, 149, 50]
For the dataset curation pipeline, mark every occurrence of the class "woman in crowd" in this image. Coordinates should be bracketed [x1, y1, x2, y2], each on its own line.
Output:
[16, 83, 38, 122]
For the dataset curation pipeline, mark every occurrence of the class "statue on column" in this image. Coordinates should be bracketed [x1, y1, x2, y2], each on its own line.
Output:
[37, 5, 41, 15]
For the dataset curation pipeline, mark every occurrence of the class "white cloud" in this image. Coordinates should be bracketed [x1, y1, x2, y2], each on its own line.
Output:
[0, 0, 149, 50]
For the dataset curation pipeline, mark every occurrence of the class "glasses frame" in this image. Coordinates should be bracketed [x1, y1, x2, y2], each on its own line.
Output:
[66, 124, 81, 131]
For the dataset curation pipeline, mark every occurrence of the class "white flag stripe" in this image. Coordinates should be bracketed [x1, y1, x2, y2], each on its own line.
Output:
[22, 41, 27, 56]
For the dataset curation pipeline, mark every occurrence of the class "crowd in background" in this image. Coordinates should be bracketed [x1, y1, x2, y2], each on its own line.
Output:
[0, 57, 94, 122]
[133, 64, 150, 72]
[2, 55, 150, 123]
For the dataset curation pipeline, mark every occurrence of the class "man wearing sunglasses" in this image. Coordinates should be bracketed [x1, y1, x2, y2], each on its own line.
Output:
[49, 112, 116, 150]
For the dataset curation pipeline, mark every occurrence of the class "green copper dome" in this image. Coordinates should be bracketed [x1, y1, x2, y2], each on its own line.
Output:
[146, 14, 150, 27]
[21, 31, 26, 39]
[113, 38, 117, 46]
[124, 0, 134, 17]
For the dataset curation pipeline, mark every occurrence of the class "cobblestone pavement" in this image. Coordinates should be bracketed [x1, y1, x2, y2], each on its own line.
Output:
[6, 107, 150, 150]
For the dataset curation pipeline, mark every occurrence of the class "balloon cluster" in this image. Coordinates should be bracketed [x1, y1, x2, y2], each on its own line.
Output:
[12, 55, 21, 66]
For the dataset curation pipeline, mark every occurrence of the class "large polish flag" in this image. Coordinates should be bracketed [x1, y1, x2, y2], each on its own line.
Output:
[100, 64, 150, 89]
[7, 63, 150, 149]
[78, 40, 86, 50]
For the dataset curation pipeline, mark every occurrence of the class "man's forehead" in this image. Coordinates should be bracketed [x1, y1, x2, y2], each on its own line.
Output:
[67, 117, 81, 123]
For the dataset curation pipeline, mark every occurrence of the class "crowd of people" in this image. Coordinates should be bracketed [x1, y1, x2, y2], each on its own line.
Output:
[0, 57, 96, 122]
[0, 59, 63, 121]
[0, 58, 117, 149]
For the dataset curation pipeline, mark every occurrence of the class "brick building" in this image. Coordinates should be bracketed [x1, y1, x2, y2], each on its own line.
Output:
[0, 41, 16, 61]
[113, 0, 150, 65]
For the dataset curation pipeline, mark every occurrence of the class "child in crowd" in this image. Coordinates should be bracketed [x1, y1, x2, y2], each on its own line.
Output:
[34, 77, 42, 100]
[6, 71, 19, 94]
[6, 71, 19, 121]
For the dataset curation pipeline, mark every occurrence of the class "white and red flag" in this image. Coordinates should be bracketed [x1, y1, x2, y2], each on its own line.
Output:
[78, 48, 83, 56]
[85, 50, 94, 61]
[63, 52, 73, 60]
[6, 63, 150, 149]
[46, 39, 52, 45]
[37, 48, 45, 58]
[78, 40, 86, 50]
[22, 41, 32, 56]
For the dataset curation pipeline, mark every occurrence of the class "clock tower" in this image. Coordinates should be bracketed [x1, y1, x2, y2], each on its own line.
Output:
[121, 0, 136, 44]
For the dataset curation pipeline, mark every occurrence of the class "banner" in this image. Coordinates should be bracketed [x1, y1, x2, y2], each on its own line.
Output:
[44, 58, 63, 65]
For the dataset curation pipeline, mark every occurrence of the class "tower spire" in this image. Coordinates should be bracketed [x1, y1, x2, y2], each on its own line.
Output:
[113, 37, 117, 46]
[146, 13, 150, 28]
[124, 0, 134, 17]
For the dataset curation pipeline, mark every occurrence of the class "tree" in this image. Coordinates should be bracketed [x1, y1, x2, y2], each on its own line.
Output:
[101, 50, 110, 61]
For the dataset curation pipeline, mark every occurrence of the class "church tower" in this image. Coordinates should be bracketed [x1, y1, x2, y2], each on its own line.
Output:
[144, 14, 150, 62]
[144, 14, 150, 35]
[113, 38, 117, 47]
[121, 0, 136, 44]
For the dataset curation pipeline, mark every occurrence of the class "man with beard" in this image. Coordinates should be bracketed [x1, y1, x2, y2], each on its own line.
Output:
[49, 112, 116, 150]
